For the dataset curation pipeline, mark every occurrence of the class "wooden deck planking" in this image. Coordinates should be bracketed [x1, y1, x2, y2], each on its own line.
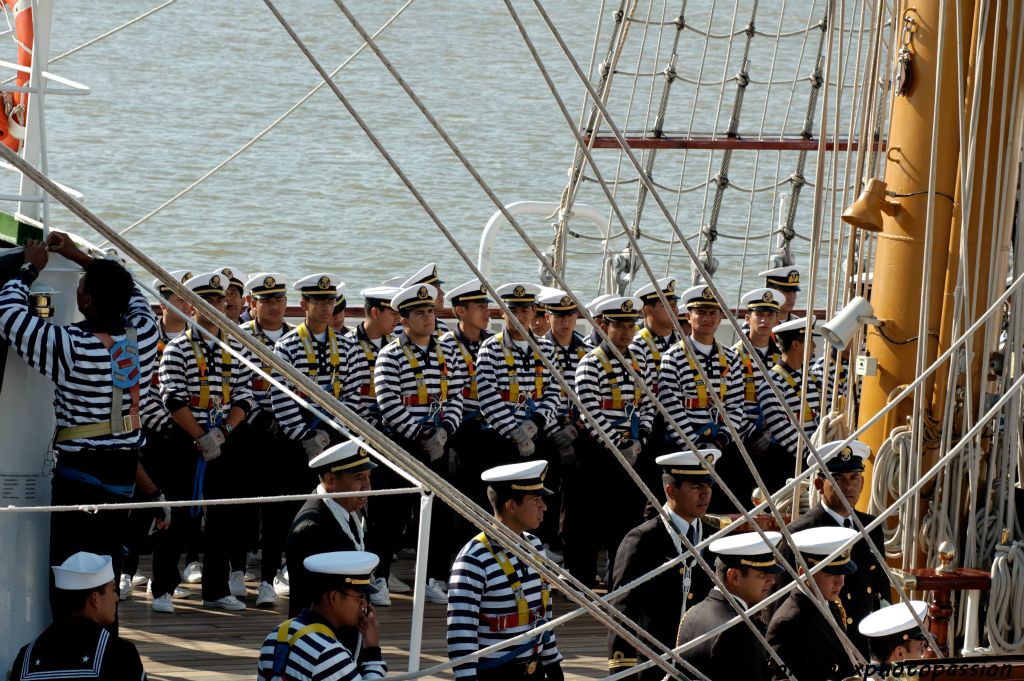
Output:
[120, 557, 610, 680]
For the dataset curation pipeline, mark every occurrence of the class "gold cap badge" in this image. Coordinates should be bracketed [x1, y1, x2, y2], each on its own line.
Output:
[702, 286, 714, 300]
[263, 276, 276, 289]
[560, 295, 573, 307]
[622, 299, 634, 312]
[762, 290, 774, 302]
[417, 286, 430, 299]
[209, 275, 222, 289]
[513, 285, 526, 298]
[317, 276, 331, 290]
[788, 270, 800, 283]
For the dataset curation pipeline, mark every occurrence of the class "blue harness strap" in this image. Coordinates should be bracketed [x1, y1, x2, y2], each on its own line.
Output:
[54, 464, 135, 498]
[476, 630, 551, 670]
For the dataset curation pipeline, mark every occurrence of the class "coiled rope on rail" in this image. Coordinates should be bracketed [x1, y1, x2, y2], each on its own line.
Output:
[986, 541, 1024, 653]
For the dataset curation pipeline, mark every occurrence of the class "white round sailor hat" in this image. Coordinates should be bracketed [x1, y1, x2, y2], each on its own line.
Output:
[495, 282, 542, 307]
[303, 550, 380, 594]
[858, 601, 929, 652]
[445, 278, 491, 307]
[741, 287, 785, 311]
[480, 460, 553, 496]
[185, 271, 230, 296]
[807, 440, 870, 474]
[245, 272, 288, 298]
[361, 285, 400, 309]
[655, 449, 721, 483]
[380, 276, 406, 287]
[759, 266, 804, 291]
[153, 269, 194, 296]
[392, 283, 437, 314]
[309, 439, 378, 475]
[538, 289, 579, 315]
[634, 276, 678, 302]
[710, 531, 784, 573]
[217, 266, 247, 291]
[592, 295, 642, 321]
[586, 293, 615, 317]
[294, 273, 343, 298]
[772, 316, 822, 336]
[52, 552, 115, 591]
[791, 526, 859, 574]
[402, 263, 443, 288]
[681, 284, 722, 309]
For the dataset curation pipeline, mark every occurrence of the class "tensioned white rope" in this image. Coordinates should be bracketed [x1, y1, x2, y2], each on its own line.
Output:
[97, 0, 416, 248]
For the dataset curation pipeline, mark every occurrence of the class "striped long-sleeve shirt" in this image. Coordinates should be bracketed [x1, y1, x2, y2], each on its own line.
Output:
[159, 329, 255, 427]
[271, 325, 362, 440]
[257, 609, 386, 681]
[0, 273, 159, 453]
[239, 319, 291, 415]
[475, 331, 560, 437]
[545, 330, 591, 423]
[345, 323, 394, 428]
[757, 361, 821, 453]
[139, 321, 183, 432]
[575, 342, 655, 441]
[631, 327, 679, 392]
[439, 326, 494, 420]
[659, 338, 751, 445]
[732, 339, 782, 428]
[373, 333, 465, 440]
[447, 532, 562, 679]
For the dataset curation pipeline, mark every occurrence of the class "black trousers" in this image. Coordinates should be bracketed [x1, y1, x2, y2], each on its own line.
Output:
[365, 427, 415, 582]
[559, 434, 645, 588]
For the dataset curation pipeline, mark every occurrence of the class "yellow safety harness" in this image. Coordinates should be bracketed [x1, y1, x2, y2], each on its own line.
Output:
[356, 330, 392, 398]
[681, 341, 728, 409]
[296, 323, 341, 399]
[495, 332, 544, 403]
[268, 619, 337, 680]
[734, 343, 781, 404]
[399, 340, 448, 406]
[454, 339, 480, 400]
[638, 327, 669, 371]
[475, 532, 550, 631]
[593, 346, 641, 409]
[771, 363, 817, 422]
[245, 320, 288, 393]
[187, 328, 232, 410]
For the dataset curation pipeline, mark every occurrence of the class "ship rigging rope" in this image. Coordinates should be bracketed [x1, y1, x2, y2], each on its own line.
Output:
[313, 0, 941, 665]
[869, 426, 911, 558]
[98, 0, 416, 248]
[986, 542, 1024, 653]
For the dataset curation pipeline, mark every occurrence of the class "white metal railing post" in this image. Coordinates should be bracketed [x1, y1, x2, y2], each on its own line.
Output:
[406, 491, 433, 672]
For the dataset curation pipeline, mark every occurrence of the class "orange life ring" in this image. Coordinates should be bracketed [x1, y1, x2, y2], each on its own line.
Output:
[0, 0, 32, 152]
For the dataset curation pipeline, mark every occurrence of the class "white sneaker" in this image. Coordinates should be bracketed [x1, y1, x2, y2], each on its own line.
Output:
[203, 594, 246, 611]
[387, 573, 412, 594]
[173, 587, 191, 599]
[131, 574, 148, 587]
[183, 561, 203, 584]
[256, 582, 278, 608]
[152, 593, 174, 614]
[424, 578, 448, 605]
[118, 574, 133, 601]
[273, 569, 290, 597]
[228, 571, 247, 598]
[369, 576, 391, 607]
[244, 571, 257, 583]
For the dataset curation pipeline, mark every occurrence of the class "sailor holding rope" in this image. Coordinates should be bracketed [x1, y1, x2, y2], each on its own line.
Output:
[447, 460, 565, 681]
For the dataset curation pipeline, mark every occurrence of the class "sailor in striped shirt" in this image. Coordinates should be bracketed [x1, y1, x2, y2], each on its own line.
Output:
[346, 286, 399, 430]
[0, 234, 159, 612]
[475, 283, 563, 468]
[158, 271, 255, 611]
[238, 272, 299, 607]
[271, 274, 361, 460]
[372, 283, 465, 605]
[757, 317, 824, 491]
[659, 284, 751, 512]
[258, 551, 386, 681]
[447, 461, 564, 681]
[439, 279, 496, 521]
[569, 295, 655, 587]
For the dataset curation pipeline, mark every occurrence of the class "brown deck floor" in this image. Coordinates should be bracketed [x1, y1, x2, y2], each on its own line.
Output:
[121, 556, 609, 680]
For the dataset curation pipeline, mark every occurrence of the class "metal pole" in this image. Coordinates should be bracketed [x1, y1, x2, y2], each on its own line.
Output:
[407, 493, 433, 673]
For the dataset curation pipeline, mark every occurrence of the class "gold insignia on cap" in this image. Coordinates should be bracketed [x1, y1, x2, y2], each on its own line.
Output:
[702, 286, 714, 300]
[839, 446, 853, 462]
[181, 272, 193, 282]
[621, 299, 634, 312]
[513, 285, 526, 298]
[705, 453, 715, 464]
[667, 280, 676, 292]
[788, 270, 800, 283]
[539, 467, 547, 482]
[762, 290, 773, 302]
[317, 276, 331, 290]
[263, 276, 276, 289]
[417, 286, 430, 300]
[222, 268, 233, 278]
[210, 275, 222, 289]
[560, 295, 573, 307]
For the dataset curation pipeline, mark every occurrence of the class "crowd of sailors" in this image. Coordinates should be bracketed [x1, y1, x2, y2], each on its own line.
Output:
[0, 232, 929, 680]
